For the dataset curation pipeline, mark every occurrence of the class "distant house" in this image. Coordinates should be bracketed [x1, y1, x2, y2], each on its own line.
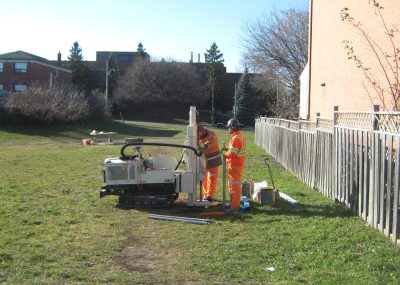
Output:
[0, 50, 72, 93]
[0, 50, 150, 94]
[300, 0, 400, 121]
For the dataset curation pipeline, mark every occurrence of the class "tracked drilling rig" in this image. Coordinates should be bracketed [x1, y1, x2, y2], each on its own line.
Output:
[100, 106, 211, 207]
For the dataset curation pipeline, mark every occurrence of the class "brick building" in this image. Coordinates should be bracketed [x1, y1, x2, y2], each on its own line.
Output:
[300, 0, 400, 121]
[0, 49, 241, 114]
[0, 50, 72, 93]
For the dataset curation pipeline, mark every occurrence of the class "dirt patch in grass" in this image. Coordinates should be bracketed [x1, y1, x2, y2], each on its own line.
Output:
[117, 236, 153, 273]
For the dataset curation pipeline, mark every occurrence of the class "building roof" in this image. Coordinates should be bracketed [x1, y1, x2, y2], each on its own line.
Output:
[0, 50, 71, 72]
[0, 50, 51, 62]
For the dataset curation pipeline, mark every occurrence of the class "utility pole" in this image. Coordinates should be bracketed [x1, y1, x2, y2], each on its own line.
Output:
[211, 84, 215, 125]
[234, 82, 237, 118]
[105, 60, 115, 112]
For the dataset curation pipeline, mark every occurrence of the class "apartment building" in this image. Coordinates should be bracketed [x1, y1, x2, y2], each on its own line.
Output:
[0, 50, 72, 94]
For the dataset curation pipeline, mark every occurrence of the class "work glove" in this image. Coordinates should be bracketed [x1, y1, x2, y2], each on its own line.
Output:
[198, 143, 207, 150]
[220, 142, 227, 155]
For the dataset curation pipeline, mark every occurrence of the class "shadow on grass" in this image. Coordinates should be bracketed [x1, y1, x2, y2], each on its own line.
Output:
[246, 199, 353, 219]
[0, 119, 182, 141]
[85, 120, 182, 138]
[113, 196, 353, 224]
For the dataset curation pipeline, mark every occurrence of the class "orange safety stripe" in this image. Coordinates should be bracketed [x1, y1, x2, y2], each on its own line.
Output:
[205, 150, 221, 160]
[225, 131, 246, 159]
[233, 134, 246, 157]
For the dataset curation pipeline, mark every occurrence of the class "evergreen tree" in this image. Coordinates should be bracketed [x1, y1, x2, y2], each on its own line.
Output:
[136, 42, 148, 58]
[67, 42, 89, 90]
[236, 68, 255, 126]
[204, 42, 225, 124]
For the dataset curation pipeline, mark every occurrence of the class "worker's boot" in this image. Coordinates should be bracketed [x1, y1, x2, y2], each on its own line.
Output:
[224, 207, 239, 213]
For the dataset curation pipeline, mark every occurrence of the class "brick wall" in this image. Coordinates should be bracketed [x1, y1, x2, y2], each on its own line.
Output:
[309, 0, 400, 121]
[0, 61, 71, 91]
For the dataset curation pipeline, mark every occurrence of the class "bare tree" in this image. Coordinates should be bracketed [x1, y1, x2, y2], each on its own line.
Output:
[241, 9, 308, 118]
[114, 60, 206, 110]
[3, 83, 102, 124]
[341, 1, 400, 111]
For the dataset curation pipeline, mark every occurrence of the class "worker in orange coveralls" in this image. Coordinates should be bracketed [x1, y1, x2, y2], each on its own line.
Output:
[198, 125, 222, 202]
[221, 118, 246, 210]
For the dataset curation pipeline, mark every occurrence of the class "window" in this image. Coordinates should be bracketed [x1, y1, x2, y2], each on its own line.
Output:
[0, 62, 3, 72]
[15, 62, 28, 73]
[118, 54, 134, 63]
[14, 84, 27, 92]
[0, 84, 8, 96]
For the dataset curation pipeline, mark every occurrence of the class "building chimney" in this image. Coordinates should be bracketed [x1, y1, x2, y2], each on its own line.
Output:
[57, 51, 61, 65]
[198, 53, 200, 63]
[190, 52, 193, 63]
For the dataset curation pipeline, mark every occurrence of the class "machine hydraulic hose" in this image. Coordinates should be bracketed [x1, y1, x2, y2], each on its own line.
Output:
[120, 142, 202, 161]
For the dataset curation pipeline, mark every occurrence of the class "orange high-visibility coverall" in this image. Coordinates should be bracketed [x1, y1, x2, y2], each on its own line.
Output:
[198, 129, 222, 199]
[224, 130, 246, 209]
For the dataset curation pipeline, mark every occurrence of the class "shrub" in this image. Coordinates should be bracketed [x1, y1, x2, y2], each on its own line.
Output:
[0, 84, 104, 125]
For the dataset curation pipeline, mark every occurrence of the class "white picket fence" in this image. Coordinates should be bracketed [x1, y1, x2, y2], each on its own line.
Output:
[255, 111, 400, 244]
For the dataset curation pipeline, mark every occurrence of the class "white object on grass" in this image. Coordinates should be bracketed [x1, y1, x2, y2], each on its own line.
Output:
[264, 267, 275, 272]
[278, 191, 299, 205]
[252, 181, 268, 200]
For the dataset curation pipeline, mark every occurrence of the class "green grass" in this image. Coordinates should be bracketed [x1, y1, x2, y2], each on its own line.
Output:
[1, 120, 400, 284]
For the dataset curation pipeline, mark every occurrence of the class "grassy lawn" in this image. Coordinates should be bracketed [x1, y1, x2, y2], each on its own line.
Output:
[1, 120, 399, 284]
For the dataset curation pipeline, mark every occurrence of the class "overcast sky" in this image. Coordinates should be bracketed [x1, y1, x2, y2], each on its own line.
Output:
[1, 0, 308, 72]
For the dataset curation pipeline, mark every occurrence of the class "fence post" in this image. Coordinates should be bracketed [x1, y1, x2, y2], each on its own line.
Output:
[333, 107, 338, 126]
[312, 112, 321, 188]
[371, 105, 379, 131]
[370, 105, 380, 226]
[334, 106, 339, 201]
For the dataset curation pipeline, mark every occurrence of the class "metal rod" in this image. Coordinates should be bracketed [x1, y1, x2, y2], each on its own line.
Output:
[199, 180, 203, 201]
[148, 214, 211, 225]
[264, 158, 276, 189]
[222, 156, 227, 209]
[149, 214, 209, 222]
